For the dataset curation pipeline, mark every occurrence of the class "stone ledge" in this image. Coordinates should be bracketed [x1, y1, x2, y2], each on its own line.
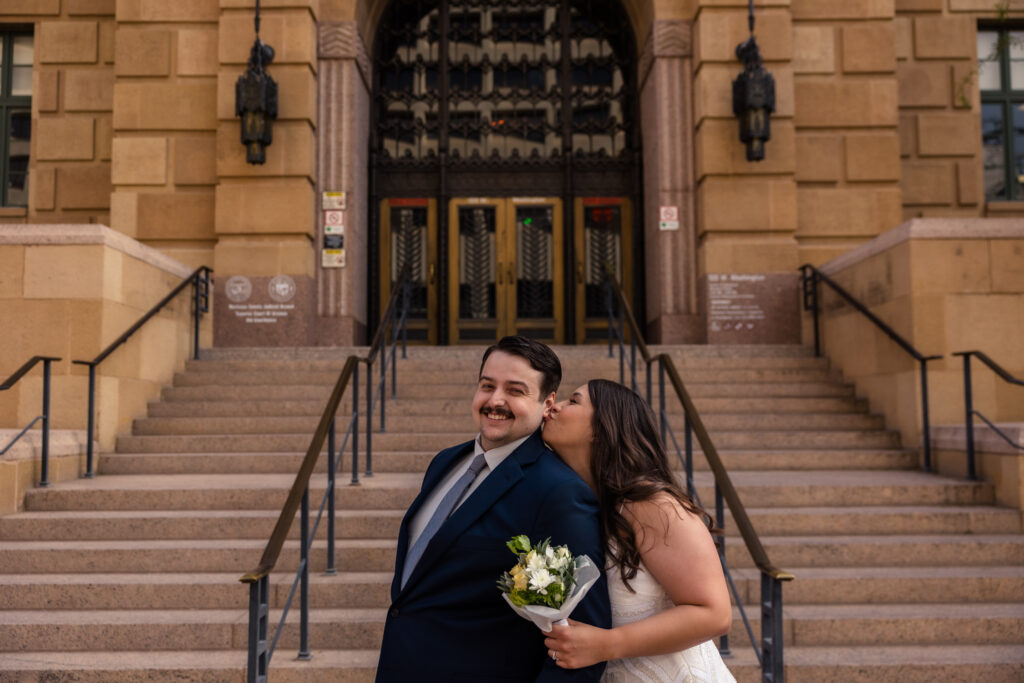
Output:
[932, 423, 1024, 455]
[0, 224, 192, 278]
[820, 218, 1024, 275]
[0, 430, 93, 463]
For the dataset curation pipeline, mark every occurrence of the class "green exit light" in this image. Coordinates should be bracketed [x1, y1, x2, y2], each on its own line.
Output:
[523, 218, 532, 225]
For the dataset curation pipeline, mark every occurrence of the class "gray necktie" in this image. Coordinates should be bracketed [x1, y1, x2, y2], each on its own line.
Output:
[401, 453, 488, 588]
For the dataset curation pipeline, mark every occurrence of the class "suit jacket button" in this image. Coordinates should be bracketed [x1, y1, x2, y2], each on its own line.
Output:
[389, 607, 400, 617]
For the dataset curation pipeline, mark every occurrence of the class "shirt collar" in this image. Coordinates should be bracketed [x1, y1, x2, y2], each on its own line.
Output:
[473, 433, 532, 472]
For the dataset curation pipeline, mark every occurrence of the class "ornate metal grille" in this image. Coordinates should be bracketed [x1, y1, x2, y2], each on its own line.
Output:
[390, 207, 429, 318]
[373, 0, 634, 183]
[458, 206, 496, 318]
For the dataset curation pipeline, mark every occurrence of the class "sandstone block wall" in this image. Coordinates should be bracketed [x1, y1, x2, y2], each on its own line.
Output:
[108, 0, 219, 271]
[816, 218, 1024, 457]
[0, 225, 202, 452]
[0, 0, 115, 226]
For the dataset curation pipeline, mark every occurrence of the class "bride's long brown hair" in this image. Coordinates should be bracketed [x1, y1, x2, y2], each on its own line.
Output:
[586, 379, 712, 591]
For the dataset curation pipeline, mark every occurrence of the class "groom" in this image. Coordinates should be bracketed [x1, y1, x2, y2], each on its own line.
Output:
[376, 336, 610, 681]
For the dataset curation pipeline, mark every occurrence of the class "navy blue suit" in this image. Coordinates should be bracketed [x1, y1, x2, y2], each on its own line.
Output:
[376, 430, 610, 682]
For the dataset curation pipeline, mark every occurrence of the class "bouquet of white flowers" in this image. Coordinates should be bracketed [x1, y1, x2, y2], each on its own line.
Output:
[497, 535, 600, 632]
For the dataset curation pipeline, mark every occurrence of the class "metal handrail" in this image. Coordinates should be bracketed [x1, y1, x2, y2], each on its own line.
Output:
[604, 268, 792, 683]
[952, 351, 1024, 480]
[0, 356, 60, 486]
[72, 266, 212, 477]
[800, 263, 942, 471]
[240, 265, 411, 683]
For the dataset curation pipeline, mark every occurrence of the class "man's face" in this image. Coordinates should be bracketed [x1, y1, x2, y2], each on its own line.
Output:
[472, 350, 554, 451]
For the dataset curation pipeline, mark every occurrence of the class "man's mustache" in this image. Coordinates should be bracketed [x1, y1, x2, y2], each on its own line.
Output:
[480, 406, 513, 419]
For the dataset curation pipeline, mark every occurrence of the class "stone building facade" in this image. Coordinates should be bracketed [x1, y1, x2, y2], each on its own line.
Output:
[2, 0, 1022, 348]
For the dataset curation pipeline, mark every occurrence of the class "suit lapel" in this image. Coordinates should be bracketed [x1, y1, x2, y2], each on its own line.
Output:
[398, 431, 547, 594]
[391, 440, 474, 600]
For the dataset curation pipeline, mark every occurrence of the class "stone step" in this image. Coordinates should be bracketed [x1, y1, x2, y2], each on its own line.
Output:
[184, 354, 830, 373]
[6, 565, 1024, 612]
[4, 602, 1022, 653]
[130, 412, 886, 436]
[3, 532, 1021, 575]
[98, 448, 917, 476]
[4, 503, 1014, 544]
[147, 395, 869, 417]
[170, 367, 843, 388]
[160, 380, 857, 402]
[116, 428, 899, 453]
[196, 344, 817, 362]
[22, 471, 992, 512]
[6, 645, 1024, 683]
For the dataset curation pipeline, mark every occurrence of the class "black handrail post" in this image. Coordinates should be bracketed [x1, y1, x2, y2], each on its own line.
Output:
[366, 357, 374, 478]
[761, 572, 784, 683]
[247, 576, 269, 683]
[401, 277, 409, 359]
[326, 417, 337, 575]
[920, 358, 933, 473]
[381, 329, 388, 431]
[658, 361, 666, 446]
[962, 353, 976, 480]
[38, 358, 53, 487]
[606, 279, 614, 358]
[297, 485, 312, 660]
[684, 414, 694, 498]
[630, 335, 637, 392]
[801, 265, 820, 358]
[351, 361, 360, 485]
[84, 363, 96, 478]
[715, 481, 730, 656]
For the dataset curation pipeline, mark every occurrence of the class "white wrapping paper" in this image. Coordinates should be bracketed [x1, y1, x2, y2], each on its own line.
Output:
[502, 555, 601, 632]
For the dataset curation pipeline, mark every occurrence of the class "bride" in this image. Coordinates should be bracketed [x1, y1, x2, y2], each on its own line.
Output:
[541, 379, 736, 682]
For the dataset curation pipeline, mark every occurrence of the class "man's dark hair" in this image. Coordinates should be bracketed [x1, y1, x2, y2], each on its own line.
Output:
[479, 335, 561, 399]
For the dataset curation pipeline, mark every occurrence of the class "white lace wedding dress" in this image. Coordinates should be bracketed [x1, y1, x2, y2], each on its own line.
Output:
[601, 561, 736, 683]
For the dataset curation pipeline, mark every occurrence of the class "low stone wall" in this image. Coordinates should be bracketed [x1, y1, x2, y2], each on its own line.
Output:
[0, 430, 93, 515]
[0, 225, 210, 461]
[933, 423, 1024, 513]
[811, 218, 1024, 461]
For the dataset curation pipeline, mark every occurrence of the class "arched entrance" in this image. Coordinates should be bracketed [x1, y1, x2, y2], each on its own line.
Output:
[369, 0, 640, 344]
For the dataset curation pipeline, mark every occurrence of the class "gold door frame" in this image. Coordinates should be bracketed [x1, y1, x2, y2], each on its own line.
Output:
[448, 197, 564, 345]
[574, 197, 632, 344]
[379, 198, 439, 345]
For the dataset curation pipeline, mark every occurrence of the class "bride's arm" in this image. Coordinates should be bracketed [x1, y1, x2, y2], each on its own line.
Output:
[544, 495, 732, 669]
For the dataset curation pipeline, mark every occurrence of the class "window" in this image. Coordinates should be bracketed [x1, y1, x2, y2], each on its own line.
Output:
[0, 31, 31, 207]
[978, 29, 1024, 201]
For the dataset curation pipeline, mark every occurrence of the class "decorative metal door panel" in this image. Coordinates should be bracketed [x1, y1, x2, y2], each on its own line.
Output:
[574, 196, 631, 343]
[448, 197, 563, 344]
[379, 198, 438, 344]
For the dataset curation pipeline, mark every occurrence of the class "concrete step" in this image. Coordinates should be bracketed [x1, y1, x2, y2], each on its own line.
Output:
[6, 601, 1021, 654]
[170, 367, 843, 388]
[724, 534, 1024, 569]
[0, 572, 393, 610]
[97, 448, 917, 476]
[147, 395, 869, 417]
[2, 504, 1015, 544]
[115, 428, 900, 453]
[21, 471, 992, 512]
[5, 645, 1024, 683]
[5, 502, 1014, 544]
[3, 532, 1021, 575]
[159, 380, 857, 403]
[130, 412, 886, 436]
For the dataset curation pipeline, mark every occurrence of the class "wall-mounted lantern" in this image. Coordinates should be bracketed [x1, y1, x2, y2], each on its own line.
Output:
[731, 1, 775, 162]
[235, 0, 278, 165]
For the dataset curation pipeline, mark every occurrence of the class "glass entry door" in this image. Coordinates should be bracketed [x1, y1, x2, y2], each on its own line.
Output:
[379, 198, 439, 344]
[449, 197, 564, 344]
[575, 197, 632, 343]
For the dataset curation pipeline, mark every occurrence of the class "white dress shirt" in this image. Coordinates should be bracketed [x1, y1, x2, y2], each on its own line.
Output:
[406, 433, 530, 551]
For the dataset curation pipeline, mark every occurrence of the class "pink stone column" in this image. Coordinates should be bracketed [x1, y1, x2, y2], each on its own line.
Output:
[316, 22, 372, 344]
[639, 19, 703, 343]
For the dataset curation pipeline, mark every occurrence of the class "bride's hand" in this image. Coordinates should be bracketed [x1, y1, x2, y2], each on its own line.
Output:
[544, 619, 611, 669]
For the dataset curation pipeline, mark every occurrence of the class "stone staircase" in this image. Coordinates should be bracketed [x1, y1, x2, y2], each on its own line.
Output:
[1, 345, 1023, 682]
